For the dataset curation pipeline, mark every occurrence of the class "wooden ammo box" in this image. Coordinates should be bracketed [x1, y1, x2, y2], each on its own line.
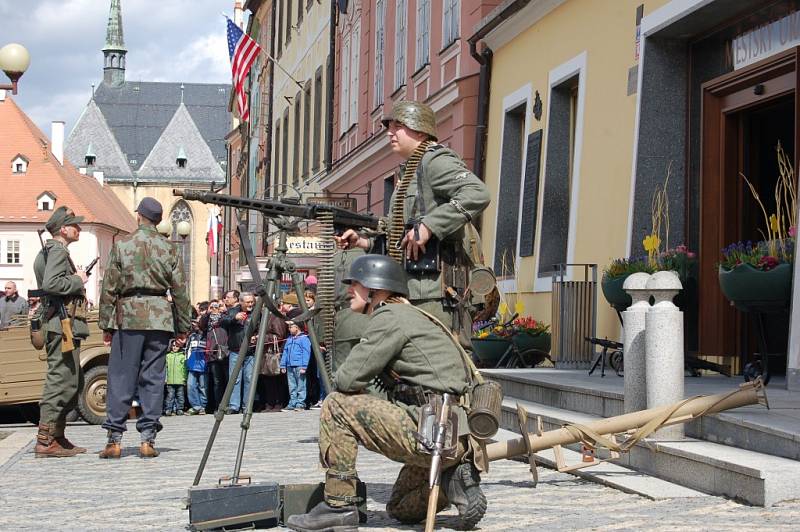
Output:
[280, 482, 368, 525]
[188, 479, 280, 530]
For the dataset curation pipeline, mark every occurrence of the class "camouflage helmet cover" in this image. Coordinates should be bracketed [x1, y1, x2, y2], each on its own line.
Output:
[381, 100, 437, 140]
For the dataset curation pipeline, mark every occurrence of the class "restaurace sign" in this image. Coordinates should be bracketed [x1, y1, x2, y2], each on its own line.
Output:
[286, 236, 330, 254]
[732, 11, 800, 70]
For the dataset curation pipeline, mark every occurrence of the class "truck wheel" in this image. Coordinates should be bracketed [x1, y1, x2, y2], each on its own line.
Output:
[78, 365, 107, 425]
[18, 403, 40, 425]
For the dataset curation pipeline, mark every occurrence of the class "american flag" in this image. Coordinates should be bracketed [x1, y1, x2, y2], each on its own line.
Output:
[226, 18, 261, 122]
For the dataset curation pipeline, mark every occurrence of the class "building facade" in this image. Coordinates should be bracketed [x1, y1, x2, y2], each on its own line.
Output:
[0, 93, 136, 307]
[65, 0, 231, 304]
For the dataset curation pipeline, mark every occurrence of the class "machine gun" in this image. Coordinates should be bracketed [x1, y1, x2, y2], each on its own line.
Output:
[173, 189, 380, 234]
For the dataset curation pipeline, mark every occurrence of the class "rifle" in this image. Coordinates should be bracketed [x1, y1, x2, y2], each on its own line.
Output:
[34, 230, 75, 353]
[173, 189, 379, 233]
[425, 393, 453, 532]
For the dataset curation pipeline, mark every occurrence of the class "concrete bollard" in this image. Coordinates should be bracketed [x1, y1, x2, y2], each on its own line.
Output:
[645, 270, 684, 439]
[622, 272, 651, 413]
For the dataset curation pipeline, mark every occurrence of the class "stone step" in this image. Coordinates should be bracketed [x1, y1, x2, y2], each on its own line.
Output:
[485, 369, 800, 461]
[492, 427, 709, 500]
[497, 396, 800, 506]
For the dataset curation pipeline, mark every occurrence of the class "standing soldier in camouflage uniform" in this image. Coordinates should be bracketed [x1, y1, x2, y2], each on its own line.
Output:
[33, 206, 90, 458]
[287, 255, 485, 532]
[98, 197, 192, 459]
[336, 100, 490, 346]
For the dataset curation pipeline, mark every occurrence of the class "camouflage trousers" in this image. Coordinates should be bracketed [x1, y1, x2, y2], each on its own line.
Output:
[320, 391, 465, 523]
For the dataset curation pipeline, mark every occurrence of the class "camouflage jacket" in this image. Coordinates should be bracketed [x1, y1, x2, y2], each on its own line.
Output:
[334, 301, 471, 433]
[377, 145, 490, 301]
[98, 225, 192, 334]
[33, 239, 90, 339]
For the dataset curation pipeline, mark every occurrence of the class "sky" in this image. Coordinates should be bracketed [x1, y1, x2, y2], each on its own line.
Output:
[0, 0, 233, 136]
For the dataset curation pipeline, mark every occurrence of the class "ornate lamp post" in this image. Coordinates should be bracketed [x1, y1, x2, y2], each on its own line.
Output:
[176, 221, 191, 240]
[0, 43, 31, 95]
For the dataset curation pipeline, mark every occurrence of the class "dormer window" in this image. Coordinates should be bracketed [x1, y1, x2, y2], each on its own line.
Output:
[37, 191, 57, 211]
[11, 154, 29, 174]
[85, 143, 96, 167]
[176, 146, 187, 169]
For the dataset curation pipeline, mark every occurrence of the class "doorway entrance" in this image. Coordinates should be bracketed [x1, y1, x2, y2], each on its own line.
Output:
[699, 48, 798, 374]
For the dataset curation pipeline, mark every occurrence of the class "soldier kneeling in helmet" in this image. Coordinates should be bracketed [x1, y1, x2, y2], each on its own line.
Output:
[287, 254, 485, 532]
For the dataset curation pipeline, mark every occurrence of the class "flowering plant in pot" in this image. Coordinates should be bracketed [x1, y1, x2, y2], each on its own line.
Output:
[508, 316, 551, 354]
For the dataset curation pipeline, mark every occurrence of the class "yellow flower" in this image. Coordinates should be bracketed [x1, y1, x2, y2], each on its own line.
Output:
[498, 302, 508, 316]
[770, 213, 779, 233]
[514, 301, 525, 314]
[643, 234, 661, 253]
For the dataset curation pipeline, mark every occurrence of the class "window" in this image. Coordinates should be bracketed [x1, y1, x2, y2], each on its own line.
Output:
[277, 1, 284, 56]
[285, 0, 293, 45]
[313, 67, 323, 171]
[442, 0, 460, 47]
[340, 33, 351, 131]
[6, 240, 20, 264]
[303, 82, 311, 179]
[383, 174, 395, 215]
[169, 202, 192, 284]
[11, 155, 28, 174]
[273, 120, 281, 197]
[394, 0, 407, 90]
[282, 109, 289, 191]
[177, 158, 187, 169]
[493, 102, 526, 275]
[374, 0, 386, 108]
[85, 154, 96, 166]
[297, 0, 303, 26]
[15, 163, 22, 172]
[293, 92, 302, 187]
[41, 201, 50, 211]
[307, 0, 313, 10]
[416, 0, 430, 69]
[349, 20, 360, 128]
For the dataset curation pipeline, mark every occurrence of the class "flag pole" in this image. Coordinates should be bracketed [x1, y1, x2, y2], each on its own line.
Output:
[259, 49, 306, 91]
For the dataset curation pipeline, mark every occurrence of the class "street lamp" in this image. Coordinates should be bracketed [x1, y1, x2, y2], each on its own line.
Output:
[176, 221, 191, 240]
[0, 43, 31, 95]
[156, 219, 172, 236]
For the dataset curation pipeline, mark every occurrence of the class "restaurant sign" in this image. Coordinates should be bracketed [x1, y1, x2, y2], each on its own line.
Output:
[307, 196, 357, 211]
[732, 11, 800, 70]
[286, 236, 331, 254]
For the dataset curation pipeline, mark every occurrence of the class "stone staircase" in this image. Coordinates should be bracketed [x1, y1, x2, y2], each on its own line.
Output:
[484, 368, 800, 506]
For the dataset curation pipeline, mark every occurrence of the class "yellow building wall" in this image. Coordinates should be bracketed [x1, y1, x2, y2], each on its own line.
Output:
[481, 0, 669, 342]
[109, 184, 212, 305]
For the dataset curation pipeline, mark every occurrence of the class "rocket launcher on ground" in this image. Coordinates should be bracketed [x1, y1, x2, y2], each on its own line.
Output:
[481, 379, 768, 483]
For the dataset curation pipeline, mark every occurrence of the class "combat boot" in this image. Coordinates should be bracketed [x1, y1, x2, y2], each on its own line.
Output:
[285, 501, 359, 532]
[99, 431, 122, 459]
[139, 441, 159, 458]
[35, 424, 80, 458]
[441, 462, 486, 530]
[54, 422, 87, 454]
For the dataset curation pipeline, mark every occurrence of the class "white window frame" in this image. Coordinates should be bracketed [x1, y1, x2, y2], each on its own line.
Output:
[394, 0, 407, 90]
[2, 238, 21, 265]
[442, 0, 460, 49]
[533, 51, 587, 293]
[340, 31, 351, 133]
[349, 19, 361, 129]
[415, 0, 430, 70]
[11, 156, 27, 174]
[374, 0, 386, 109]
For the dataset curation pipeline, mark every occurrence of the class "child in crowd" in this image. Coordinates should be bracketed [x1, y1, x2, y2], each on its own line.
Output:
[280, 321, 311, 411]
[164, 340, 187, 415]
[185, 325, 207, 415]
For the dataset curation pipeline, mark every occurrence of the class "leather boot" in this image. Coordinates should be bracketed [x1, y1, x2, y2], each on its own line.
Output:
[441, 462, 487, 530]
[285, 501, 359, 532]
[35, 424, 79, 458]
[55, 436, 87, 454]
[139, 441, 159, 458]
[99, 442, 122, 459]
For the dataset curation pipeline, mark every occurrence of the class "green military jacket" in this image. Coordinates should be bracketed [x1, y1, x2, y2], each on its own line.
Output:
[334, 302, 471, 433]
[33, 239, 90, 339]
[98, 225, 192, 334]
[379, 145, 490, 301]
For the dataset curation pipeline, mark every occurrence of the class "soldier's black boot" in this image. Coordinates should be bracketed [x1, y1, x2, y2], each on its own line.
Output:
[442, 462, 487, 530]
[285, 501, 359, 532]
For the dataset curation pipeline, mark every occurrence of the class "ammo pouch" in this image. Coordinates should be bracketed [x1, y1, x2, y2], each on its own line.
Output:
[389, 382, 428, 407]
[403, 219, 441, 274]
[66, 296, 87, 322]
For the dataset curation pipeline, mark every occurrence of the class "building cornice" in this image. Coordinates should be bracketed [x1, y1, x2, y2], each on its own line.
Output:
[479, 0, 566, 52]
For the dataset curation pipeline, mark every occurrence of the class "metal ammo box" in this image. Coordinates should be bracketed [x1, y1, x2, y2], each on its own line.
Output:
[188, 478, 280, 530]
[280, 482, 368, 525]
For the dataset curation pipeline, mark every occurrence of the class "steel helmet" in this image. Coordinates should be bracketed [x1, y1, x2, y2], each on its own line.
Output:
[381, 100, 437, 140]
[343, 254, 409, 297]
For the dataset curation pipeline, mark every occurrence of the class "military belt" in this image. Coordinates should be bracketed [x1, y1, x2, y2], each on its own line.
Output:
[390, 383, 459, 408]
[121, 289, 168, 298]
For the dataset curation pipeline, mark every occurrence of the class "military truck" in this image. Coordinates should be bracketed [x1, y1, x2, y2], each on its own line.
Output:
[0, 314, 109, 425]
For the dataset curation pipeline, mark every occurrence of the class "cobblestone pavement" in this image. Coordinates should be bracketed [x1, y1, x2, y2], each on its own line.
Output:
[1, 411, 799, 531]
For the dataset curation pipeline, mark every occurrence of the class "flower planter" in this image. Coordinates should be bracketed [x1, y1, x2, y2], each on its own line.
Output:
[718, 263, 793, 310]
[471, 337, 512, 368]
[512, 332, 551, 354]
[601, 274, 632, 311]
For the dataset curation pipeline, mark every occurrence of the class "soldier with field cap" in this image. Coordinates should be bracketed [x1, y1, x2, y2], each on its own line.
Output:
[335, 100, 490, 348]
[98, 197, 192, 459]
[33, 206, 90, 458]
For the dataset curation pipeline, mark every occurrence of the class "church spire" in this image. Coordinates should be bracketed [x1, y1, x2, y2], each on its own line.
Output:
[102, 0, 127, 86]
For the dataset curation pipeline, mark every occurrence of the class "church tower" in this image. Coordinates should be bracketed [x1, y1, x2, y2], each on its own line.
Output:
[102, 0, 127, 86]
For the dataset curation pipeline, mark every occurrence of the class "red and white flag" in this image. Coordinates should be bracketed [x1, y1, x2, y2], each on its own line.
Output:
[207, 207, 222, 257]
[226, 17, 261, 122]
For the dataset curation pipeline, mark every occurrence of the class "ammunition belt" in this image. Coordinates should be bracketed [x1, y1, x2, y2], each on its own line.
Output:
[121, 289, 167, 298]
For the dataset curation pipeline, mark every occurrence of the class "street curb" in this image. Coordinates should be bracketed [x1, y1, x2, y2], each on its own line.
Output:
[0, 431, 35, 474]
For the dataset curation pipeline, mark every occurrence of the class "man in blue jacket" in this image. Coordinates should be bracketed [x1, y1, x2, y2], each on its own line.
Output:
[280, 320, 311, 411]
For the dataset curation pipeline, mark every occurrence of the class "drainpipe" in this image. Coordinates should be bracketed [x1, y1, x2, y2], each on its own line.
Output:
[325, 0, 336, 173]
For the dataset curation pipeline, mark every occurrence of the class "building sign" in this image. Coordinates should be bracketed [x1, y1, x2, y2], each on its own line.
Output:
[307, 196, 357, 211]
[732, 11, 800, 70]
[286, 236, 330, 254]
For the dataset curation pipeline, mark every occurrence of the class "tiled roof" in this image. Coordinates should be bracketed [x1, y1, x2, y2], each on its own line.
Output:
[65, 99, 133, 179]
[91, 81, 230, 173]
[0, 95, 137, 232]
